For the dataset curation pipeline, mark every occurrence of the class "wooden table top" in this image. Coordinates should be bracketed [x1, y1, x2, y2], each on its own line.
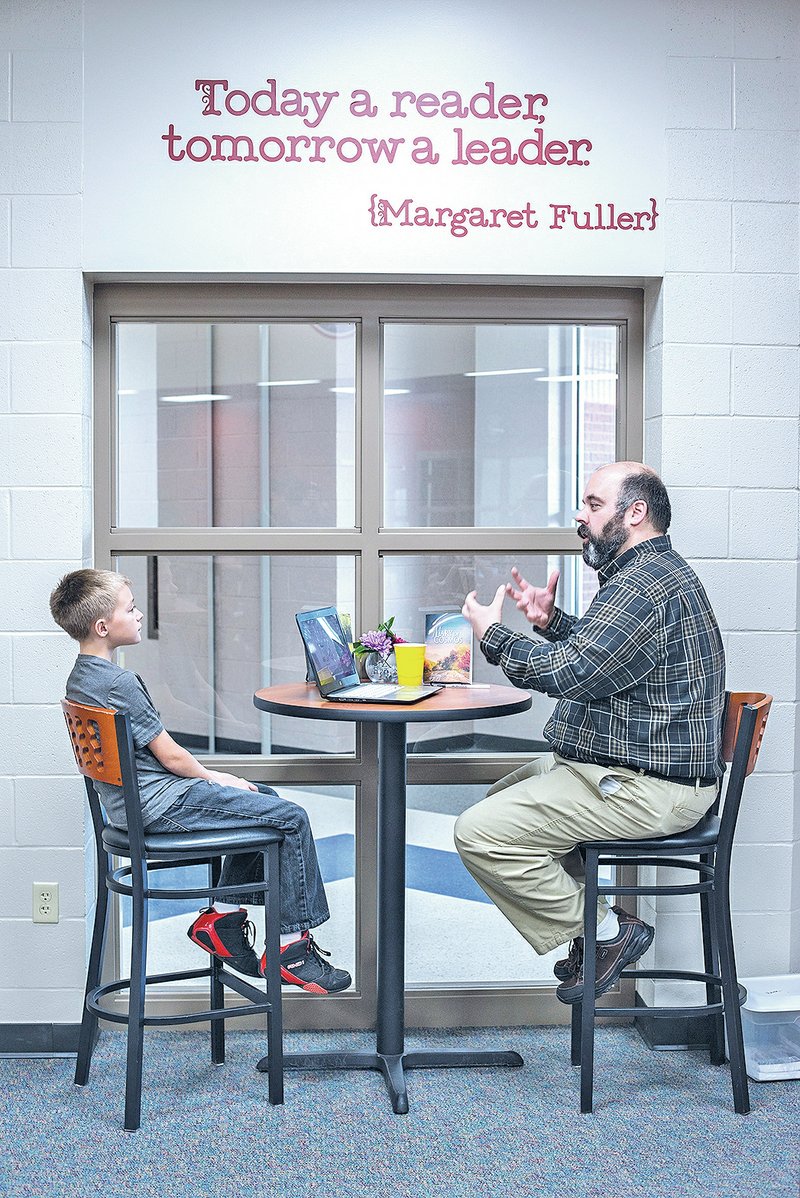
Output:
[253, 681, 532, 724]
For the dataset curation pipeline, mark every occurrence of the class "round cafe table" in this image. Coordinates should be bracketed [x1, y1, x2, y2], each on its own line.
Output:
[253, 681, 532, 1114]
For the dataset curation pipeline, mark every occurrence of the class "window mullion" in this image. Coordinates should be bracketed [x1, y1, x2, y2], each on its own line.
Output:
[359, 309, 383, 630]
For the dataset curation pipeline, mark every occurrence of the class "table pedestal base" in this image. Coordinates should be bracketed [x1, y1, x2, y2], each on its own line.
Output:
[256, 1047, 524, 1114]
[251, 687, 533, 1117]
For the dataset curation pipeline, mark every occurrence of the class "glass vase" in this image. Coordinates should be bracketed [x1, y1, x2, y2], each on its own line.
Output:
[364, 651, 397, 683]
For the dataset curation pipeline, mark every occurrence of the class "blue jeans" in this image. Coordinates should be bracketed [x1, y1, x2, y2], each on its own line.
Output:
[146, 782, 330, 935]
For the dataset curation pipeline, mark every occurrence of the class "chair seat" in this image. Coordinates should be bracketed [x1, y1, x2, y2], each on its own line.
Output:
[102, 822, 284, 857]
[582, 810, 720, 855]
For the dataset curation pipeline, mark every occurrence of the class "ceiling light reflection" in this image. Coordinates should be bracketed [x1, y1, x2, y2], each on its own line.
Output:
[160, 394, 232, 403]
[463, 368, 546, 378]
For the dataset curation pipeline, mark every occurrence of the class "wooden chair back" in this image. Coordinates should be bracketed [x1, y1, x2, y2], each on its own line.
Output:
[62, 699, 123, 787]
[722, 692, 772, 777]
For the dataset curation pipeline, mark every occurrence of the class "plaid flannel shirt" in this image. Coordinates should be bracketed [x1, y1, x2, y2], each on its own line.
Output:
[481, 535, 726, 779]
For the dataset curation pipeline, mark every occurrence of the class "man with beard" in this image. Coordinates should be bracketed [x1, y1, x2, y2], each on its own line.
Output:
[454, 462, 725, 1003]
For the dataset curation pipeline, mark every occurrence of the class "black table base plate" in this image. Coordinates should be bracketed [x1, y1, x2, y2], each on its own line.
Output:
[256, 1048, 524, 1114]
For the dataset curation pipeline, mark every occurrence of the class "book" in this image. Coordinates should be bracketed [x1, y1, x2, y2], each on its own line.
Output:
[423, 611, 473, 684]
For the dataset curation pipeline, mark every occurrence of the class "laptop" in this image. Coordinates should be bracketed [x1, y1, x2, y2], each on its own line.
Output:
[296, 607, 443, 704]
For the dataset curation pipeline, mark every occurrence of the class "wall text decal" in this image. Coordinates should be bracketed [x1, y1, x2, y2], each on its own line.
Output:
[162, 78, 593, 168]
[158, 76, 659, 242]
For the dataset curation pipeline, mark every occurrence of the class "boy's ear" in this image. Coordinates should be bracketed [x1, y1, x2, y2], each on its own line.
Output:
[93, 616, 109, 639]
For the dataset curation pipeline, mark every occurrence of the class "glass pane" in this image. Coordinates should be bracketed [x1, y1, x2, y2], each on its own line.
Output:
[405, 783, 611, 987]
[383, 552, 598, 754]
[116, 321, 357, 528]
[121, 784, 356, 990]
[113, 553, 356, 755]
[383, 323, 617, 528]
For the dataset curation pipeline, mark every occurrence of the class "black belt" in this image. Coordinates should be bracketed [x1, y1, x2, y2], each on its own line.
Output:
[564, 756, 717, 788]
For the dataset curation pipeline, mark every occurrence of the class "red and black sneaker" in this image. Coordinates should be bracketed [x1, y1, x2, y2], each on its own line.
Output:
[187, 907, 261, 977]
[261, 931, 351, 994]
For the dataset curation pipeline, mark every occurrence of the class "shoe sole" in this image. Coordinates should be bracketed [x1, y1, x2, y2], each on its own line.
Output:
[556, 922, 654, 1004]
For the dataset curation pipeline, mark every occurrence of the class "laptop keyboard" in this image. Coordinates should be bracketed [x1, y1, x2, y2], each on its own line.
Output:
[350, 684, 398, 697]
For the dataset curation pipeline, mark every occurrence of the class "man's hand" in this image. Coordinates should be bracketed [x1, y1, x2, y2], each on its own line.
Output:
[207, 770, 258, 792]
[462, 583, 507, 642]
[506, 567, 560, 629]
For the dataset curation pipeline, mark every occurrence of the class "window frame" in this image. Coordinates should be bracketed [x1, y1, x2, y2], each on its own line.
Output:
[93, 281, 643, 1030]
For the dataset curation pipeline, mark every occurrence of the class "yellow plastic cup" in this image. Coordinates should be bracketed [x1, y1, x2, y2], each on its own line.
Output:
[394, 642, 426, 687]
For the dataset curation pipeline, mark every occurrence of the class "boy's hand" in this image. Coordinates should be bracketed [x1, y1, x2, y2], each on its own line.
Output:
[207, 770, 258, 792]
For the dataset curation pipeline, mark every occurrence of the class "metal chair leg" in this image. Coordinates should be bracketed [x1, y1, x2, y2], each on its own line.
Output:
[698, 859, 725, 1065]
[579, 850, 599, 1113]
[570, 1002, 582, 1066]
[209, 857, 225, 1066]
[74, 856, 110, 1087]
[210, 958, 226, 1065]
[263, 843, 284, 1106]
[714, 884, 750, 1114]
[124, 867, 148, 1132]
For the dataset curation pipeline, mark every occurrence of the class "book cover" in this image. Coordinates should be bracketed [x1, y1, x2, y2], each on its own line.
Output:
[423, 611, 473, 684]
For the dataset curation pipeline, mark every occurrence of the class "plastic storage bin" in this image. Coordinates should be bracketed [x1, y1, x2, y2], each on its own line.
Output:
[738, 975, 800, 1082]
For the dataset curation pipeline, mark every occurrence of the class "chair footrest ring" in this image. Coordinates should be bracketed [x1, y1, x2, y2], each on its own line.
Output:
[592, 1004, 724, 1019]
[625, 967, 722, 985]
[86, 967, 272, 1026]
[626, 968, 745, 1003]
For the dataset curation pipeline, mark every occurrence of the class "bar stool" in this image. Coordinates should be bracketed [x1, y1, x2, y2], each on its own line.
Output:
[570, 691, 772, 1114]
[62, 699, 285, 1131]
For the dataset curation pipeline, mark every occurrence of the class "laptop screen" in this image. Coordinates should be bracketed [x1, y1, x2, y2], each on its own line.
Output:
[296, 607, 359, 696]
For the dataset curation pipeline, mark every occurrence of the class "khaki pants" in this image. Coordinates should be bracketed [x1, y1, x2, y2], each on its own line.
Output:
[454, 754, 718, 955]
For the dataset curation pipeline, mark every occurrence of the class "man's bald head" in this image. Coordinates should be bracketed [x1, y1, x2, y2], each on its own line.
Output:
[588, 462, 670, 533]
[613, 464, 671, 534]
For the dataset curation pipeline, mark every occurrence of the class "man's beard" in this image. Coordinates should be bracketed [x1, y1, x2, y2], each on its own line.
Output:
[578, 511, 627, 570]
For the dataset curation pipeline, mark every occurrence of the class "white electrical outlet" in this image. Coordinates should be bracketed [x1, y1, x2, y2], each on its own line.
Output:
[33, 882, 59, 924]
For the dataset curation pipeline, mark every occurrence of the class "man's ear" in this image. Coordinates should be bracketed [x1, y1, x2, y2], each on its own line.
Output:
[627, 499, 648, 527]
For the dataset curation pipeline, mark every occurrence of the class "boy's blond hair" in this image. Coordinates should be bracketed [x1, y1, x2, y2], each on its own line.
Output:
[50, 569, 132, 642]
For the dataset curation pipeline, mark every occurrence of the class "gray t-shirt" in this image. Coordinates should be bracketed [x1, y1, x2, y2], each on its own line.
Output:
[66, 654, 197, 829]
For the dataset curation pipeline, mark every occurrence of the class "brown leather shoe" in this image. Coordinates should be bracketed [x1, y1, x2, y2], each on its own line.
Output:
[555, 912, 654, 1004]
[552, 907, 646, 982]
[553, 937, 583, 982]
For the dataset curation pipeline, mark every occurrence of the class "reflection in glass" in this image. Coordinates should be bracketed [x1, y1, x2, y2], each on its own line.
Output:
[383, 323, 617, 528]
[404, 782, 612, 988]
[116, 322, 357, 528]
[114, 554, 356, 756]
[404, 784, 566, 986]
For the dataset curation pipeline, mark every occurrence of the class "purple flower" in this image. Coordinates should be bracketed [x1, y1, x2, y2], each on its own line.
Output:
[360, 630, 394, 657]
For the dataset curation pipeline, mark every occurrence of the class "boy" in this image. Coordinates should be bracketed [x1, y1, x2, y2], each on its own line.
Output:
[50, 568, 350, 995]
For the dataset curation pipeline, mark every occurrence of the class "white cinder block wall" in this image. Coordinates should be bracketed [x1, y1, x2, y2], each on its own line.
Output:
[643, 0, 800, 997]
[0, 0, 797, 1035]
[0, 1, 91, 1032]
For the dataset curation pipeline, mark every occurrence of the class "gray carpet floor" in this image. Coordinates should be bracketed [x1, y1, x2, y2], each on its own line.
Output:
[2, 1026, 799, 1198]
